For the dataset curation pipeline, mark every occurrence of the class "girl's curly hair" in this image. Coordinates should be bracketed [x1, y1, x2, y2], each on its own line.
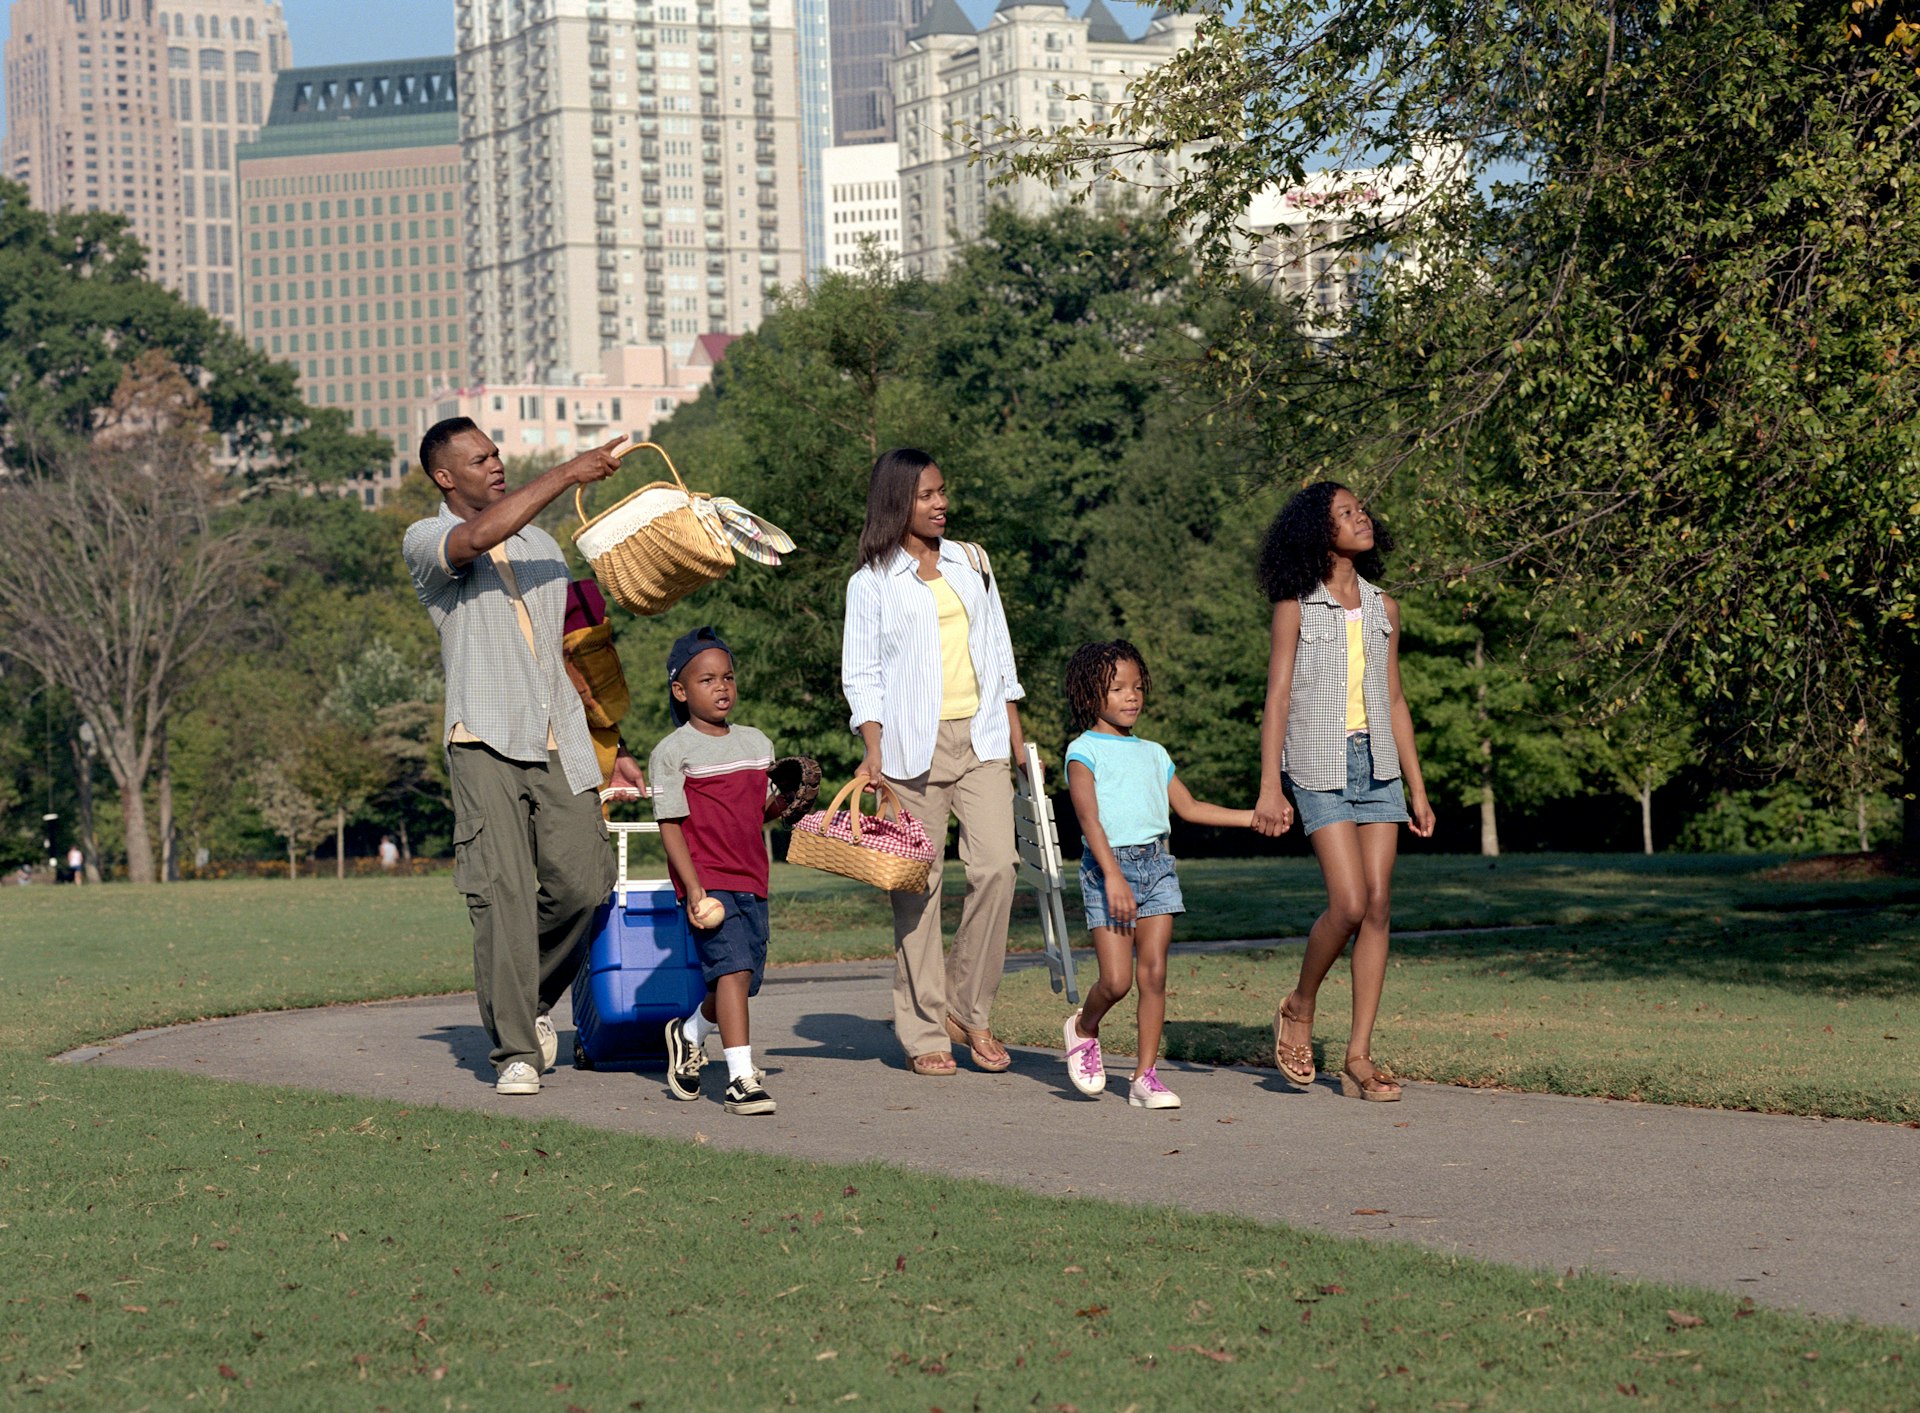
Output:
[1065, 639, 1152, 736]
[1255, 481, 1393, 603]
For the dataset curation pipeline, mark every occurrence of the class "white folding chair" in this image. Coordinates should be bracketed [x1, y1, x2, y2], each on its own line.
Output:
[1012, 743, 1078, 1003]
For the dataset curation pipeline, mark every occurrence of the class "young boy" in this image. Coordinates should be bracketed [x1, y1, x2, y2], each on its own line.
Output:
[649, 627, 782, 1115]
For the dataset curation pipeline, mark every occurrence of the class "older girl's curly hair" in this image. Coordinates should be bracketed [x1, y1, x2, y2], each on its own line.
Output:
[1255, 481, 1393, 603]
[1065, 640, 1152, 736]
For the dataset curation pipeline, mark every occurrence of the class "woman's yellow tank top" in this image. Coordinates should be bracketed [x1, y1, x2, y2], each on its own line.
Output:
[929, 576, 979, 720]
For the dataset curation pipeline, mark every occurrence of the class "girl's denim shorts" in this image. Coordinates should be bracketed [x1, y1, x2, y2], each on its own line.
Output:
[1286, 733, 1410, 837]
[1079, 839, 1186, 930]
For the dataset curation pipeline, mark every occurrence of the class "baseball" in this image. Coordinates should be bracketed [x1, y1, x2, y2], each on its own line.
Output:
[689, 896, 726, 929]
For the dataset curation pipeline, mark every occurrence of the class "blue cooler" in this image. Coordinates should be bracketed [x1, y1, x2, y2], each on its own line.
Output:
[570, 811, 705, 1070]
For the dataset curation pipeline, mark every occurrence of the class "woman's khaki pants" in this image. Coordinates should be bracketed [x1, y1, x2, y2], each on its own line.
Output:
[885, 720, 1017, 1058]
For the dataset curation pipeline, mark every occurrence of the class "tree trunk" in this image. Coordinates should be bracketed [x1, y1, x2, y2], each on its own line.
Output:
[335, 808, 347, 880]
[119, 777, 154, 885]
[1858, 794, 1871, 853]
[398, 817, 412, 863]
[1640, 773, 1654, 856]
[285, 835, 298, 881]
[1475, 635, 1499, 857]
[1901, 627, 1920, 853]
[157, 734, 177, 883]
[70, 729, 102, 884]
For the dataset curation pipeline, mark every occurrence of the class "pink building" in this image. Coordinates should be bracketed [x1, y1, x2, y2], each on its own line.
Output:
[416, 336, 733, 466]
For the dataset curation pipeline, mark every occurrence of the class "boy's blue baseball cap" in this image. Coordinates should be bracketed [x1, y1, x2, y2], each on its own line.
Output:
[666, 626, 733, 724]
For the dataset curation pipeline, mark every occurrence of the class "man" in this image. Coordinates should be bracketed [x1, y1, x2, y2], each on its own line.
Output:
[402, 419, 646, 1095]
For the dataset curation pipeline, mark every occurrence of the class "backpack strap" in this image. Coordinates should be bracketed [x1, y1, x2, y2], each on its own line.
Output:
[959, 540, 992, 589]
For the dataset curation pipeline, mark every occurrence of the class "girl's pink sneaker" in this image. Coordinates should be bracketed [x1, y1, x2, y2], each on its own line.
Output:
[1063, 1010, 1106, 1096]
[1128, 1066, 1180, 1110]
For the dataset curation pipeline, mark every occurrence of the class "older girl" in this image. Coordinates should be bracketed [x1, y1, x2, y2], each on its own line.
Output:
[1252, 483, 1435, 1101]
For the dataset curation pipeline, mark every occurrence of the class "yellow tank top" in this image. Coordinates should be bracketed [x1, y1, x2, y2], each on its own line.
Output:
[929, 576, 979, 720]
[1344, 608, 1367, 732]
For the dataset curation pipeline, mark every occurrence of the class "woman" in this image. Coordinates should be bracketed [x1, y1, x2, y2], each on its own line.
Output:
[842, 449, 1032, 1076]
[1252, 482, 1435, 1100]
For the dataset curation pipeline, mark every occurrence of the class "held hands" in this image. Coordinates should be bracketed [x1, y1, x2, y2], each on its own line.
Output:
[1251, 781, 1294, 837]
[1409, 792, 1437, 839]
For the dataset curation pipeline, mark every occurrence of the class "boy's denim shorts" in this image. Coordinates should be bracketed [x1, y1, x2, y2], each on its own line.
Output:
[691, 889, 769, 996]
[1286, 733, 1409, 837]
[1078, 839, 1185, 931]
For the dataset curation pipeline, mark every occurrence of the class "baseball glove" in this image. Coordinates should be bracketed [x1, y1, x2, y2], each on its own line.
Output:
[768, 755, 823, 827]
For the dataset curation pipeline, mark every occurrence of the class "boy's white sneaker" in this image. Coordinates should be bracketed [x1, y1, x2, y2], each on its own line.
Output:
[1063, 1011, 1106, 1096]
[496, 1061, 540, 1096]
[1128, 1066, 1180, 1110]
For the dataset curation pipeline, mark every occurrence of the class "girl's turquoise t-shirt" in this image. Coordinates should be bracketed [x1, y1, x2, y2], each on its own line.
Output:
[1066, 730, 1177, 848]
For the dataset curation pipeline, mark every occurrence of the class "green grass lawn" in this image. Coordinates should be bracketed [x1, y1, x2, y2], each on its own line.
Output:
[993, 910, 1920, 1122]
[3, 861, 1918, 1407]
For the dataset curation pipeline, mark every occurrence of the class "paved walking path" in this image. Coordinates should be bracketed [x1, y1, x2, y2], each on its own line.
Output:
[72, 955, 1919, 1331]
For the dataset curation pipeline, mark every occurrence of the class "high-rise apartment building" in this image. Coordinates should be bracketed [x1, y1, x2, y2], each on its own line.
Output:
[236, 57, 465, 505]
[5, 0, 184, 286]
[159, 0, 290, 323]
[826, 0, 920, 144]
[3, 0, 288, 327]
[894, 0, 1199, 277]
[457, 0, 808, 383]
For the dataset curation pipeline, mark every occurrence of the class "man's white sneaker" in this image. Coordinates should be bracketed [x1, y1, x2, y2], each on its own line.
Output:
[535, 1013, 558, 1072]
[496, 1060, 541, 1095]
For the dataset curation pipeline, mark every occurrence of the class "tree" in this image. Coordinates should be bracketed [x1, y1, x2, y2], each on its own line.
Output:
[0, 179, 390, 482]
[0, 355, 267, 883]
[251, 754, 330, 880]
[618, 209, 1284, 776]
[997, 0, 1920, 839]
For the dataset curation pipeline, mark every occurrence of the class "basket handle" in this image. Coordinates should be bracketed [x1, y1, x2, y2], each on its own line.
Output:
[573, 441, 688, 528]
[819, 775, 902, 842]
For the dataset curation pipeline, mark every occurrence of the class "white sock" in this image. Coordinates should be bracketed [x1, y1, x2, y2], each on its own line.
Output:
[723, 1045, 754, 1082]
[683, 1012, 716, 1046]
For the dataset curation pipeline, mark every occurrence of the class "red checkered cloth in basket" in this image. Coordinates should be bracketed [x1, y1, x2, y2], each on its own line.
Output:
[793, 802, 936, 861]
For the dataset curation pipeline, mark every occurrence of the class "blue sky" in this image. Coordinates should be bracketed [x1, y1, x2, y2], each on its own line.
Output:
[0, 0, 455, 139]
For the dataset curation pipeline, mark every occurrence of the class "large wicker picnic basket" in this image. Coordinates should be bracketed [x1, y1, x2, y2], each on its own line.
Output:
[788, 778, 936, 893]
[572, 442, 735, 615]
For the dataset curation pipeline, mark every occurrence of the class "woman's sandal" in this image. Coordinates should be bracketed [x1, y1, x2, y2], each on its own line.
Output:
[1272, 994, 1316, 1087]
[943, 1014, 1013, 1072]
[1338, 1055, 1402, 1103]
[909, 1051, 957, 1077]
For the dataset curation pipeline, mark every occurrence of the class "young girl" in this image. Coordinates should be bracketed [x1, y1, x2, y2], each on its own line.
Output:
[1252, 483, 1435, 1101]
[1061, 640, 1255, 1109]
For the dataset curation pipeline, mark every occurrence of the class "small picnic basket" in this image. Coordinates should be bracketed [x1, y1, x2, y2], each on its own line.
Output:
[572, 442, 735, 615]
[788, 777, 936, 893]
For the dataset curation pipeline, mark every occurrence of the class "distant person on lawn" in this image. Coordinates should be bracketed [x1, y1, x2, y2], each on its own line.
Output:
[402, 417, 646, 1097]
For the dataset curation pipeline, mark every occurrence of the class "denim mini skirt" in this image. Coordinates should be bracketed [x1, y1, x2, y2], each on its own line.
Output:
[1286, 733, 1409, 837]
[1078, 838, 1186, 930]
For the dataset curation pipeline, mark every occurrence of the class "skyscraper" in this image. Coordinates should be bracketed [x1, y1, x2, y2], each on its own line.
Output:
[159, 0, 291, 324]
[3, 0, 289, 327]
[827, 0, 920, 145]
[457, 0, 808, 383]
[5, 0, 184, 286]
[236, 57, 465, 504]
